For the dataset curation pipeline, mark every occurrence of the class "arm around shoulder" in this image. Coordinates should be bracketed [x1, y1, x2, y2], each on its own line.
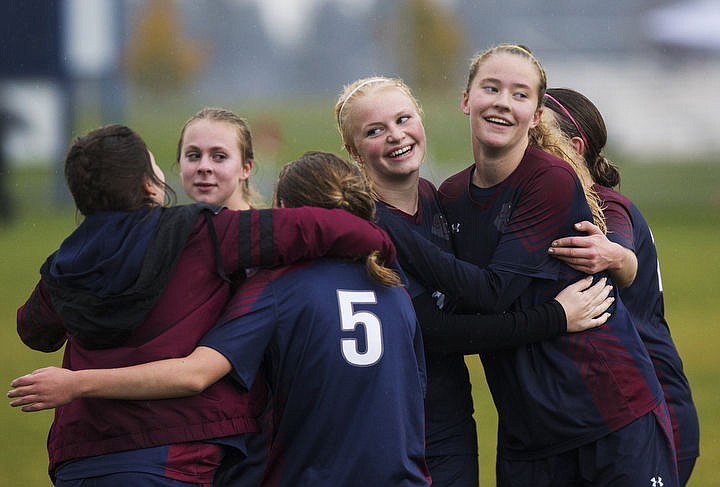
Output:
[8, 346, 231, 412]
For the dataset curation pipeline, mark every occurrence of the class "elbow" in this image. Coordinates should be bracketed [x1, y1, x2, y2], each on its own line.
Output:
[182, 376, 215, 395]
[17, 329, 66, 353]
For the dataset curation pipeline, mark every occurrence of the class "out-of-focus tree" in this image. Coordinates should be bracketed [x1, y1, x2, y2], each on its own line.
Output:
[125, 0, 209, 94]
[393, 0, 469, 95]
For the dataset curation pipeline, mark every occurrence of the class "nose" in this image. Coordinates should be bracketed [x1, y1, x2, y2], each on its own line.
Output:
[197, 154, 213, 174]
[386, 125, 405, 142]
[494, 90, 511, 109]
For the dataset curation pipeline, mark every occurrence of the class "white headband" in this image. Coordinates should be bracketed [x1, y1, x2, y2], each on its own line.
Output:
[337, 77, 387, 124]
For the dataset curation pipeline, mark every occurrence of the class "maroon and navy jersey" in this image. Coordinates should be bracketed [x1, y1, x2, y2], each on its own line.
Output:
[17, 206, 397, 476]
[200, 258, 430, 487]
[376, 178, 476, 459]
[595, 184, 699, 462]
[438, 146, 664, 460]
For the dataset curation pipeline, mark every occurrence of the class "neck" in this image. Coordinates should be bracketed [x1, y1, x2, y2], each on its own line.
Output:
[472, 139, 529, 188]
[224, 194, 252, 211]
[373, 176, 419, 215]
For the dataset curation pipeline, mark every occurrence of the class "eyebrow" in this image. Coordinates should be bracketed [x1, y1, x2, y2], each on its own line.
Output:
[479, 77, 532, 91]
[183, 144, 230, 151]
[361, 110, 411, 130]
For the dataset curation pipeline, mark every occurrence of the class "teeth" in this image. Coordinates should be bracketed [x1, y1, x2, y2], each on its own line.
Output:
[389, 146, 412, 158]
[486, 117, 511, 126]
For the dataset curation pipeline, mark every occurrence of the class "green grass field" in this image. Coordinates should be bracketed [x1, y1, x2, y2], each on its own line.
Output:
[1, 98, 718, 485]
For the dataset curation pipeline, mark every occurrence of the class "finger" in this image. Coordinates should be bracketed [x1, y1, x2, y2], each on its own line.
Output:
[565, 275, 594, 292]
[10, 375, 35, 388]
[594, 297, 615, 316]
[586, 280, 611, 302]
[550, 237, 574, 248]
[9, 394, 36, 407]
[575, 221, 602, 236]
[21, 402, 51, 413]
[585, 277, 608, 294]
[548, 250, 578, 261]
[7, 385, 36, 398]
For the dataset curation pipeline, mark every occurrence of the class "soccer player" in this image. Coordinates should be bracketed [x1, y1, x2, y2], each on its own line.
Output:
[334, 75, 615, 485]
[11, 151, 431, 487]
[544, 87, 700, 485]
[12, 125, 395, 486]
[394, 44, 679, 486]
[442, 43, 678, 486]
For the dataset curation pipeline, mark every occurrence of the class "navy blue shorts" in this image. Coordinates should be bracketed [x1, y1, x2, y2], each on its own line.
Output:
[497, 404, 679, 487]
[53, 443, 224, 487]
[55, 472, 208, 487]
[425, 415, 478, 486]
[677, 457, 697, 487]
[425, 453, 478, 487]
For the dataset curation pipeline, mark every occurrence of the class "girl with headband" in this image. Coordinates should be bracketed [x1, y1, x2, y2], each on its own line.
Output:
[545, 87, 698, 486]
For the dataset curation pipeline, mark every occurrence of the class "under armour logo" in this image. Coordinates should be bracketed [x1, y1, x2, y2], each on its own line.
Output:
[651, 477, 663, 487]
[450, 223, 461, 234]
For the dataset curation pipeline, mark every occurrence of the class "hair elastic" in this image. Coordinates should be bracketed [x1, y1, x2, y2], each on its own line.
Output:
[544, 93, 589, 150]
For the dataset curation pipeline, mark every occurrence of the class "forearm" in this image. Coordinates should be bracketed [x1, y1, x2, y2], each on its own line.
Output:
[76, 358, 214, 400]
[9, 348, 231, 412]
[267, 207, 396, 267]
[381, 219, 508, 311]
[606, 244, 637, 288]
[413, 292, 566, 354]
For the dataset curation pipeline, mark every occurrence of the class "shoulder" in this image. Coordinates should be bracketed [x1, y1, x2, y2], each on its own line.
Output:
[594, 184, 631, 210]
[522, 146, 575, 177]
[439, 165, 473, 201]
[417, 177, 439, 201]
[515, 147, 579, 194]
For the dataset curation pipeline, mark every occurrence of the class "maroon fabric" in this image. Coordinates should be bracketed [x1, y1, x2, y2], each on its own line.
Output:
[16, 206, 395, 474]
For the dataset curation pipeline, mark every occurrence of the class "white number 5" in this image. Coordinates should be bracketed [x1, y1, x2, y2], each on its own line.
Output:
[337, 290, 384, 366]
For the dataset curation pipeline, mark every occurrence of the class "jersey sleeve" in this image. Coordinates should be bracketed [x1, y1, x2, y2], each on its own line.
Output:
[212, 207, 396, 274]
[199, 271, 278, 390]
[484, 166, 585, 310]
[380, 214, 532, 313]
[602, 198, 634, 251]
[412, 291, 566, 354]
[491, 165, 578, 278]
[17, 279, 68, 352]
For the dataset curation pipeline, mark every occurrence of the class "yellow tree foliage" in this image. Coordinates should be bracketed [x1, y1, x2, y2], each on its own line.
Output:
[397, 0, 468, 94]
[125, 0, 208, 93]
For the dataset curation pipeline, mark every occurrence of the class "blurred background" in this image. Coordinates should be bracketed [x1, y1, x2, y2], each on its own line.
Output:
[1, 1, 719, 485]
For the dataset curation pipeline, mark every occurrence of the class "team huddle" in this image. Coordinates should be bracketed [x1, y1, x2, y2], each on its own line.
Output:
[8, 44, 698, 487]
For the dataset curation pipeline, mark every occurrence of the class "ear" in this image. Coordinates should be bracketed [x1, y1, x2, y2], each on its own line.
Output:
[530, 107, 543, 128]
[460, 91, 470, 115]
[144, 178, 157, 197]
[571, 136, 585, 156]
[240, 158, 254, 179]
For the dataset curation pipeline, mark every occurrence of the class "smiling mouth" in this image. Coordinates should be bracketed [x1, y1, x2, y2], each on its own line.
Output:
[387, 145, 413, 158]
[485, 116, 512, 126]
